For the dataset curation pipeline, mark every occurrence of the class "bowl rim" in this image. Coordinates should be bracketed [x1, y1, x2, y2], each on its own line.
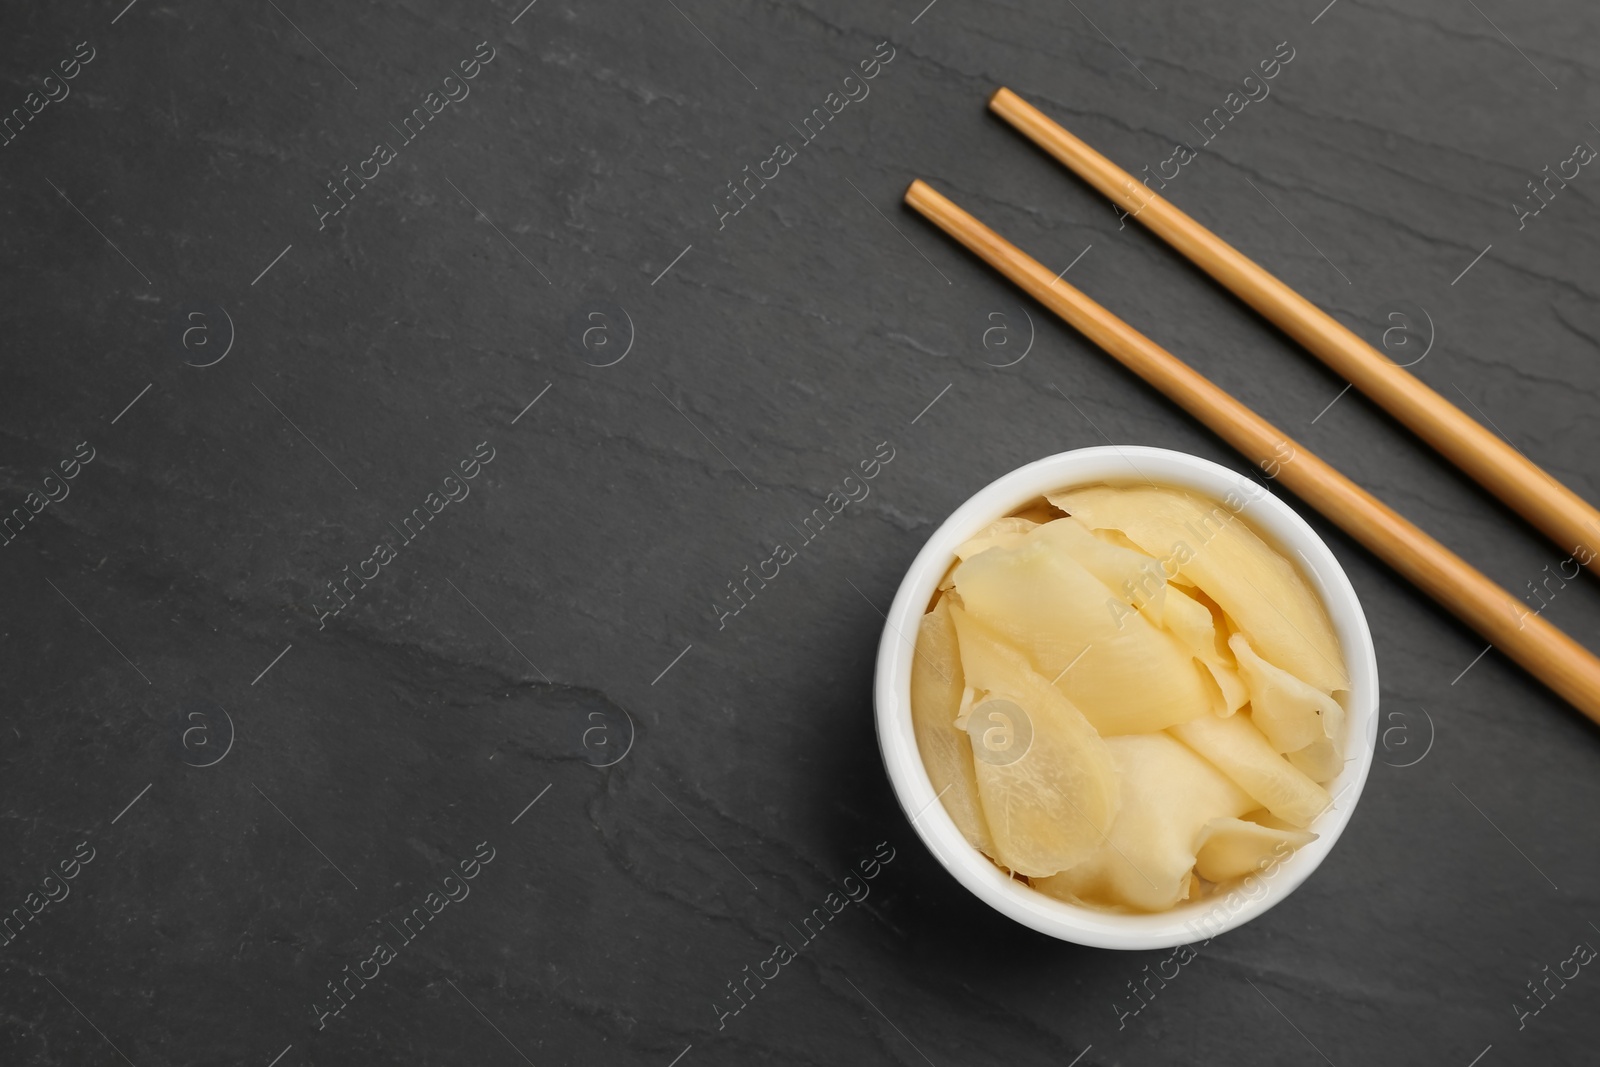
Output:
[871, 445, 1380, 950]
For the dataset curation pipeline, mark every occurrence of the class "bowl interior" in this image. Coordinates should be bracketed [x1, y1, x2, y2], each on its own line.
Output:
[872, 446, 1379, 950]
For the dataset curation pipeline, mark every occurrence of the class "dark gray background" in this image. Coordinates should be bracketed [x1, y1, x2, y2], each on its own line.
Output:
[3, 0, 1598, 1064]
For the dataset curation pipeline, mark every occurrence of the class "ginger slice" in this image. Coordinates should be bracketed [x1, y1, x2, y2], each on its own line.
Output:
[951, 521, 1216, 735]
[1036, 733, 1254, 911]
[1195, 816, 1317, 883]
[1051, 484, 1348, 696]
[1170, 712, 1331, 828]
[947, 604, 1119, 877]
[1229, 631, 1346, 783]
[910, 599, 994, 855]
[1152, 584, 1250, 716]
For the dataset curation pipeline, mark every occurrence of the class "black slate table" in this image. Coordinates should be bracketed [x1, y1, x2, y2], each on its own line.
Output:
[4, 1, 1599, 1064]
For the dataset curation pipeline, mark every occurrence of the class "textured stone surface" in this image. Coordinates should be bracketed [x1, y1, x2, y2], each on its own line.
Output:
[3, 0, 1599, 1063]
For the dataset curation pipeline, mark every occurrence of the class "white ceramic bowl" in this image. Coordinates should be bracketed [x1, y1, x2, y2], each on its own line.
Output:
[872, 446, 1379, 950]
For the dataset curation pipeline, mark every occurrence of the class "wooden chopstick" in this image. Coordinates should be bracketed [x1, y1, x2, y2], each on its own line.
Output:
[904, 178, 1600, 725]
[988, 86, 1600, 575]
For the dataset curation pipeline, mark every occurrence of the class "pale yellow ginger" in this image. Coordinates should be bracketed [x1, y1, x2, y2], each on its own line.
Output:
[909, 483, 1349, 913]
